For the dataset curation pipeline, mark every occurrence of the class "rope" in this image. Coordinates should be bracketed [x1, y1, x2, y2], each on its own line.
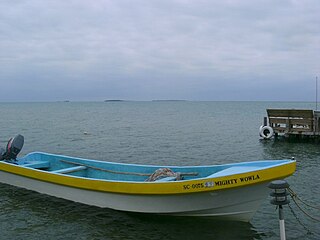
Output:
[288, 187, 320, 210]
[287, 187, 320, 222]
[60, 159, 150, 176]
[291, 196, 320, 222]
[60, 159, 198, 178]
[146, 168, 181, 182]
[288, 203, 312, 234]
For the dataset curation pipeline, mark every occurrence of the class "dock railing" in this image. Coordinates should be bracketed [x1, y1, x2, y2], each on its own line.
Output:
[267, 109, 314, 134]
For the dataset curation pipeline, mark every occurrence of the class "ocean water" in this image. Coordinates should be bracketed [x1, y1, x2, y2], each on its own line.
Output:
[0, 101, 319, 240]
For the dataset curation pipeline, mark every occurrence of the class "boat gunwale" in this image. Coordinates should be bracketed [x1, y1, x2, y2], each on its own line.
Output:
[18, 152, 293, 170]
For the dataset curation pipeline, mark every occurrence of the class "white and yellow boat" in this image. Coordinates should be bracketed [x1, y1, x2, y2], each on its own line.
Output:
[0, 135, 296, 222]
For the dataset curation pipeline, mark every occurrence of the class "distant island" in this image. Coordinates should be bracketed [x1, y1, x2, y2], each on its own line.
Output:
[152, 100, 187, 102]
[103, 99, 188, 102]
[104, 100, 125, 102]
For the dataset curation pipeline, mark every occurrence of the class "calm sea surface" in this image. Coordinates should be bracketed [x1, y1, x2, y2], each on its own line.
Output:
[0, 101, 319, 240]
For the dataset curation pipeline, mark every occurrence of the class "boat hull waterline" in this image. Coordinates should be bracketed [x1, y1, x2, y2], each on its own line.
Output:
[0, 152, 296, 222]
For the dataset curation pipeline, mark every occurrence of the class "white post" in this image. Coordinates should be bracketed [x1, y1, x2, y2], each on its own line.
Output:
[279, 220, 286, 240]
[279, 205, 286, 240]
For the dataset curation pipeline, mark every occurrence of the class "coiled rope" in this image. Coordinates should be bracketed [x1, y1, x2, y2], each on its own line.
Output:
[146, 168, 182, 181]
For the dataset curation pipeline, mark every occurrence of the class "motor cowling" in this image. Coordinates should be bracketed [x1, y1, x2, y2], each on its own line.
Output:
[1, 134, 24, 160]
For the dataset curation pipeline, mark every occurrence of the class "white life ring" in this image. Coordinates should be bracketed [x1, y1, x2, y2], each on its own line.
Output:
[259, 125, 263, 134]
[259, 126, 274, 139]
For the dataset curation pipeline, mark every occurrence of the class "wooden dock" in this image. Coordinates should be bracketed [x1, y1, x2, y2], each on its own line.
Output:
[260, 109, 320, 140]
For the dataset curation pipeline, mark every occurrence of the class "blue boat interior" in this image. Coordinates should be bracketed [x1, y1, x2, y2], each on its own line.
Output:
[13, 152, 291, 182]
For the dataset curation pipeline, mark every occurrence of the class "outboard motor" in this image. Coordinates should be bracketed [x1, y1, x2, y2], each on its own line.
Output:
[0, 134, 24, 160]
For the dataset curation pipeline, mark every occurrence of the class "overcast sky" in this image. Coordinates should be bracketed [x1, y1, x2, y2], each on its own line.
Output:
[0, 0, 319, 102]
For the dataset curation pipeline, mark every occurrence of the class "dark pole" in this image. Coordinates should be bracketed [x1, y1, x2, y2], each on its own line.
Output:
[316, 76, 318, 110]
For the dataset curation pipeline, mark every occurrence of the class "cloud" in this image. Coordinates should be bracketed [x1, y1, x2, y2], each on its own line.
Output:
[0, 0, 319, 101]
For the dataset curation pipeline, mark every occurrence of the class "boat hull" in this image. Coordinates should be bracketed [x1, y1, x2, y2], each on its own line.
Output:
[0, 170, 268, 222]
[0, 152, 296, 221]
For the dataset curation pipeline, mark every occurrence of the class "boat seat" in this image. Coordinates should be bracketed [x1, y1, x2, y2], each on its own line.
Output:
[52, 166, 87, 174]
[23, 161, 50, 169]
[154, 176, 177, 182]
